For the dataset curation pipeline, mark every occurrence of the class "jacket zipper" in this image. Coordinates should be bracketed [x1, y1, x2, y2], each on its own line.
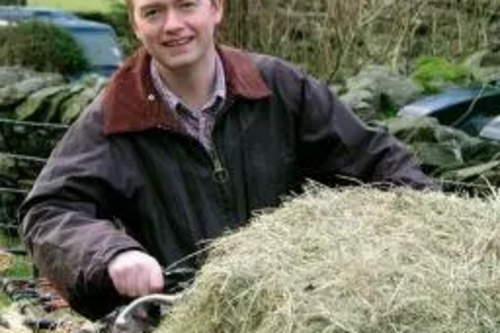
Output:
[210, 148, 229, 183]
[209, 98, 234, 184]
[208, 98, 235, 226]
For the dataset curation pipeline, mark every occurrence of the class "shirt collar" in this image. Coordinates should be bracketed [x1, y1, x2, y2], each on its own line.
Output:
[102, 45, 271, 136]
[150, 54, 226, 113]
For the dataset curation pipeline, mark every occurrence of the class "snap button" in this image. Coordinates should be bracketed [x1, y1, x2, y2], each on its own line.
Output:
[147, 94, 155, 101]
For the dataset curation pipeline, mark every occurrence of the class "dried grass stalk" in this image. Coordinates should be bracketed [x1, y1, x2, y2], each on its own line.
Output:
[156, 185, 500, 333]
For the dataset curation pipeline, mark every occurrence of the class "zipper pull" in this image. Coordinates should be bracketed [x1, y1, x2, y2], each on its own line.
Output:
[213, 158, 229, 183]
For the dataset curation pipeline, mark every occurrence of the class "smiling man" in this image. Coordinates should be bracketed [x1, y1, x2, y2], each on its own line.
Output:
[132, 0, 223, 110]
[20, 0, 434, 320]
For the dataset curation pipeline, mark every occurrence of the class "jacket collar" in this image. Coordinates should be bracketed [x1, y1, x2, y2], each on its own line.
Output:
[102, 45, 272, 135]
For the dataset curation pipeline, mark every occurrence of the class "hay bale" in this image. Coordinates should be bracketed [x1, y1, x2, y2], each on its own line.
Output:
[156, 186, 500, 333]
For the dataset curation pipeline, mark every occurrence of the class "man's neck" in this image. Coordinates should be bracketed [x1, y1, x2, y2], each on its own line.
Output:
[154, 48, 218, 111]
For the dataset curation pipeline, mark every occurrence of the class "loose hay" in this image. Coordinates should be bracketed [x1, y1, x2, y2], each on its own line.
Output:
[156, 186, 500, 333]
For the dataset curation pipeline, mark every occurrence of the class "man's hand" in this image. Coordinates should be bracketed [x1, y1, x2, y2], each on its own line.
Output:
[108, 250, 165, 297]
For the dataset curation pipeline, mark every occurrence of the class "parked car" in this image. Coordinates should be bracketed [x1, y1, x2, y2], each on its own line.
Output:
[0, 6, 124, 77]
[399, 86, 500, 141]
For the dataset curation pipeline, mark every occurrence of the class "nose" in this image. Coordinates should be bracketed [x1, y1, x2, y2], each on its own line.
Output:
[163, 9, 184, 33]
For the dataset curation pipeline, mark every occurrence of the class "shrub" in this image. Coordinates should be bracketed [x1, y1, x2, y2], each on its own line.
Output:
[0, 20, 90, 76]
[76, 2, 139, 56]
[0, 0, 26, 4]
[411, 56, 470, 93]
[107, 1, 140, 55]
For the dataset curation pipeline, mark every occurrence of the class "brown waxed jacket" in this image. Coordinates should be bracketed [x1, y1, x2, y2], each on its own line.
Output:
[20, 45, 434, 319]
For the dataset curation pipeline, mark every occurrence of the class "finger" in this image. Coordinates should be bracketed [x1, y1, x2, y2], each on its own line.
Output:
[149, 269, 165, 293]
[122, 268, 139, 297]
[109, 260, 132, 295]
[136, 269, 150, 296]
[110, 268, 128, 296]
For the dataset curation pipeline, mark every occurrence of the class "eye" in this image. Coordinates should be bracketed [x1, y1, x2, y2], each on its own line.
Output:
[179, 0, 198, 10]
[142, 7, 161, 20]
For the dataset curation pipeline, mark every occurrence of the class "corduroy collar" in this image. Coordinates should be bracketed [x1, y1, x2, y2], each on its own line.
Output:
[102, 45, 272, 135]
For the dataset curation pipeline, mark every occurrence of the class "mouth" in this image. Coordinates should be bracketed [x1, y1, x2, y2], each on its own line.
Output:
[163, 37, 194, 48]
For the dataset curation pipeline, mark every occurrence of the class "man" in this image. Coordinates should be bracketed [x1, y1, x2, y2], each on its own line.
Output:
[20, 0, 434, 320]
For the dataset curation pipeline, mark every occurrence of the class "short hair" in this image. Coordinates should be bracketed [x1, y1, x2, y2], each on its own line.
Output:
[124, 0, 134, 26]
[125, 0, 133, 13]
[126, 0, 221, 25]
[126, 0, 220, 15]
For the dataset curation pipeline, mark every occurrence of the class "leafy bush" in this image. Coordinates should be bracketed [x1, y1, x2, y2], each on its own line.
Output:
[0, 0, 26, 4]
[0, 21, 90, 76]
[411, 56, 470, 94]
[107, 1, 140, 55]
[76, 1, 139, 56]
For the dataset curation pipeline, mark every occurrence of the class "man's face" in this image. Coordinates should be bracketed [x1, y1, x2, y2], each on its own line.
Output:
[131, 0, 223, 72]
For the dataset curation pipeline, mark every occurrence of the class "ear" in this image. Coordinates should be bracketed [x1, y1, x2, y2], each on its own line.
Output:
[133, 29, 143, 44]
[133, 26, 143, 42]
[131, 17, 144, 42]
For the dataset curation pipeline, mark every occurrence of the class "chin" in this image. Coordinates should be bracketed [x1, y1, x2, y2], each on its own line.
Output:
[161, 53, 201, 71]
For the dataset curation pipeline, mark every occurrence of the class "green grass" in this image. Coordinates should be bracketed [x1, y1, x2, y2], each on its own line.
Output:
[0, 255, 32, 279]
[0, 293, 10, 309]
[27, 0, 118, 12]
[0, 233, 32, 279]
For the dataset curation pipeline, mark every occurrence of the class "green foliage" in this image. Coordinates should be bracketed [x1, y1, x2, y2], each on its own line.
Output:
[411, 57, 470, 94]
[0, 234, 32, 279]
[0, 293, 9, 310]
[28, 0, 110, 12]
[380, 94, 399, 118]
[0, 21, 90, 76]
[0, 0, 26, 4]
[1, 256, 32, 278]
[108, 0, 140, 55]
[74, 11, 111, 26]
[76, 1, 139, 56]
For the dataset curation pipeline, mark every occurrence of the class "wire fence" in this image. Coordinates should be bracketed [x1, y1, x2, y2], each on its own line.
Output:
[0, 118, 69, 240]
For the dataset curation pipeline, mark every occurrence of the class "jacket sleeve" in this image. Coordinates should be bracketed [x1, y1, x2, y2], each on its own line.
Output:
[295, 69, 435, 189]
[19, 94, 144, 320]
